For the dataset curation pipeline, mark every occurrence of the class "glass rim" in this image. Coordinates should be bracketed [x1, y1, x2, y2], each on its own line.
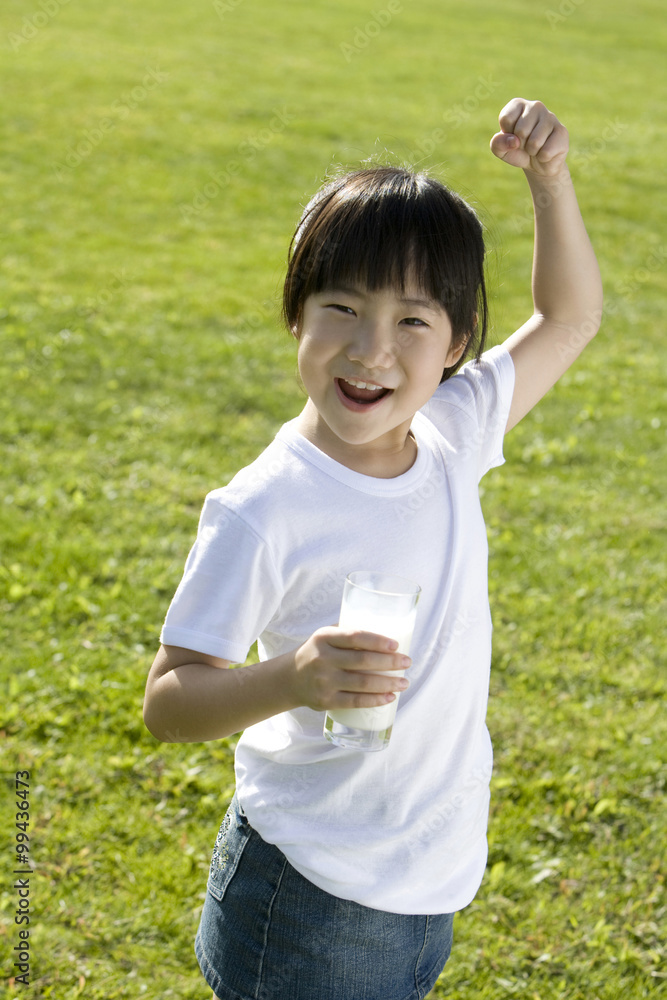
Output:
[345, 570, 421, 599]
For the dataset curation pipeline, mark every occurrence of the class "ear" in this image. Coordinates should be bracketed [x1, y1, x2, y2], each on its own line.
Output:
[290, 311, 302, 340]
[445, 311, 477, 367]
[444, 334, 470, 368]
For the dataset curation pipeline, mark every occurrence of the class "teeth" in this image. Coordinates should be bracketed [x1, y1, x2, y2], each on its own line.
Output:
[343, 378, 383, 390]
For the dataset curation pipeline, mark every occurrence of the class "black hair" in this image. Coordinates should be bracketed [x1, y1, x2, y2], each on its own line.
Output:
[282, 166, 488, 380]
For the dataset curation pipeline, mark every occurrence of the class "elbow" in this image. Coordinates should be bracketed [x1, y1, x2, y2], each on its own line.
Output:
[142, 695, 180, 743]
[591, 279, 604, 336]
[549, 272, 604, 341]
[587, 272, 604, 337]
[142, 704, 167, 742]
[586, 300, 603, 341]
[569, 292, 604, 346]
[143, 664, 185, 743]
[575, 276, 604, 341]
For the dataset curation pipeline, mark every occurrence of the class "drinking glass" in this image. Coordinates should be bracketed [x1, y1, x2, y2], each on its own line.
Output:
[324, 571, 421, 751]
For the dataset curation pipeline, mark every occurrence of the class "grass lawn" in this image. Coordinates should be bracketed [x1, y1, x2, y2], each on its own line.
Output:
[1, 0, 665, 997]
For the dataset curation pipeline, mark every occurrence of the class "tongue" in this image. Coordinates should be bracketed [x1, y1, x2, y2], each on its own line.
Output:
[339, 380, 388, 403]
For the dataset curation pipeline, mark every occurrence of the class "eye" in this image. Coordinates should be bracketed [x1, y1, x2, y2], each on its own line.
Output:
[326, 303, 356, 315]
[402, 317, 428, 327]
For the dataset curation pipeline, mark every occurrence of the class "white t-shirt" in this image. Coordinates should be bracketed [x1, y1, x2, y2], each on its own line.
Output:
[161, 345, 515, 914]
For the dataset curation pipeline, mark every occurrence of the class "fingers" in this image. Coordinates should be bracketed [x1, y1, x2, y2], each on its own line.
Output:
[341, 647, 410, 674]
[333, 650, 410, 709]
[532, 125, 569, 165]
[501, 100, 555, 148]
[332, 630, 410, 703]
[339, 665, 409, 696]
[294, 627, 411, 712]
[325, 627, 409, 667]
[489, 130, 520, 161]
[497, 96, 528, 135]
[493, 99, 569, 173]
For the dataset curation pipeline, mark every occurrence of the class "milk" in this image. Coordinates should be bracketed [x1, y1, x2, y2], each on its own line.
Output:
[327, 605, 417, 731]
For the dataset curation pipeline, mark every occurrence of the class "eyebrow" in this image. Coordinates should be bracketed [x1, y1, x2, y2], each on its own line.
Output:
[398, 297, 438, 309]
[325, 286, 439, 311]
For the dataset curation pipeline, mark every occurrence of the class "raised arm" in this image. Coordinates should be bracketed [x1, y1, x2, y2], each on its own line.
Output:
[490, 98, 604, 432]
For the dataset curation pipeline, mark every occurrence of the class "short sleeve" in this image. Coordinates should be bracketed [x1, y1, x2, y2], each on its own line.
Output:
[159, 493, 283, 662]
[420, 345, 515, 481]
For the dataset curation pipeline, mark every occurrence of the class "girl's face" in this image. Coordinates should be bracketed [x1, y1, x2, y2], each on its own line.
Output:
[294, 283, 466, 478]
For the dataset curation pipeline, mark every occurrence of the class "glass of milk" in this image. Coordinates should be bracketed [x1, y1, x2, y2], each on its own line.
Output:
[324, 571, 421, 752]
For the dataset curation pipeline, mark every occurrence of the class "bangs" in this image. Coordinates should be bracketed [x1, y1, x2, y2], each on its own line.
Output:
[283, 167, 488, 373]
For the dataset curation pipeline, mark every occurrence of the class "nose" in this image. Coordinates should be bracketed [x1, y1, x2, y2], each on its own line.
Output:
[346, 318, 397, 371]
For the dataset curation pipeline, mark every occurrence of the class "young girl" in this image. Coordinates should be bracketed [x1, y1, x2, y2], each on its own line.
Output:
[144, 98, 602, 999]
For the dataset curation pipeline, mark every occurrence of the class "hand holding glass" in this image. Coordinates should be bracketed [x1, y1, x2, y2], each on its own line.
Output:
[324, 572, 421, 751]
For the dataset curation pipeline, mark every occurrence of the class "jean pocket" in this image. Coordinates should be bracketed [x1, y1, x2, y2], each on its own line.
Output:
[206, 794, 251, 902]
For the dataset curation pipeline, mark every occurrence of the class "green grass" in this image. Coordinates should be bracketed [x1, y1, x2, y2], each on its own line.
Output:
[1, 0, 665, 996]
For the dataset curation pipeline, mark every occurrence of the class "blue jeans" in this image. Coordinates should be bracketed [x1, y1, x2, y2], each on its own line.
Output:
[195, 793, 455, 1000]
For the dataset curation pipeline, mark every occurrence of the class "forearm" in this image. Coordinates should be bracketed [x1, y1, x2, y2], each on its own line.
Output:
[526, 166, 603, 326]
[143, 652, 298, 743]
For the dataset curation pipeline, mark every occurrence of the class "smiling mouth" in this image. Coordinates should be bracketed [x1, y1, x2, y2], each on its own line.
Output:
[336, 377, 393, 405]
